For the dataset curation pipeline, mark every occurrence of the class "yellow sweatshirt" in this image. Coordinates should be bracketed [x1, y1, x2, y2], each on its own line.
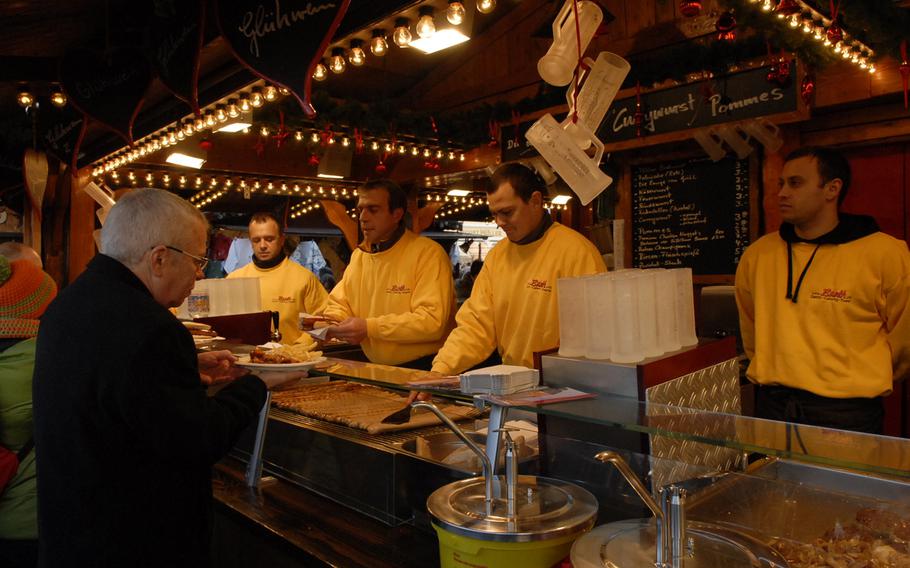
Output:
[735, 225, 910, 398]
[433, 223, 606, 374]
[227, 257, 328, 344]
[323, 230, 454, 365]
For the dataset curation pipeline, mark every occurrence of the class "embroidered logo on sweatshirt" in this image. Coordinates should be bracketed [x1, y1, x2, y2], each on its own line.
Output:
[527, 279, 552, 292]
[387, 284, 411, 294]
[275, 295, 295, 303]
[809, 288, 852, 303]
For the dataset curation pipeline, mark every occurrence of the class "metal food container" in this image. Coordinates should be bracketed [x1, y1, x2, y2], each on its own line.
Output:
[428, 474, 598, 568]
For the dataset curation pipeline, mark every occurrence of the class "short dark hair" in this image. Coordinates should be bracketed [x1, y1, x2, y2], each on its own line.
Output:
[249, 211, 284, 231]
[784, 146, 852, 206]
[360, 179, 407, 216]
[489, 163, 546, 202]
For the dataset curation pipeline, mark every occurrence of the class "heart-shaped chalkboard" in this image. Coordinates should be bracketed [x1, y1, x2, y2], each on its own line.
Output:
[149, 0, 205, 114]
[216, 0, 351, 117]
[59, 47, 152, 144]
[39, 103, 87, 172]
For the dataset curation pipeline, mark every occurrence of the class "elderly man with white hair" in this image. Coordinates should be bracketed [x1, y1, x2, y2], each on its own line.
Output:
[32, 189, 302, 567]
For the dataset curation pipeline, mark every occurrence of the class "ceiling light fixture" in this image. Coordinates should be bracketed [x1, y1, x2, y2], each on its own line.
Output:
[330, 48, 347, 73]
[349, 39, 366, 66]
[551, 195, 573, 205]
[447, 189, 470, 197]
[393, 18, 412, 47]
[416, 7, 436, 38]
[166, 152, 206, 169]
[446, 0, 466, 25]
[249, 88, 264, 108]
[410, 28, 470, 53]
[477, 0, 496, 14]
[263, 84, 279, 101]
[370, 29, 388, 56]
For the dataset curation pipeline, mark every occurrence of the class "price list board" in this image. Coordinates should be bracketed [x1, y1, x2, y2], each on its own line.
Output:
[631, 157, 751, 275]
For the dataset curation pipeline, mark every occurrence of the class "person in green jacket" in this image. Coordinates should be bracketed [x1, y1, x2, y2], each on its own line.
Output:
[0, 252, 57, 568]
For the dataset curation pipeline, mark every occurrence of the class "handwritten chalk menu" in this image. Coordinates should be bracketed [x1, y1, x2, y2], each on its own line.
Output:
[632, 157, 750, 275]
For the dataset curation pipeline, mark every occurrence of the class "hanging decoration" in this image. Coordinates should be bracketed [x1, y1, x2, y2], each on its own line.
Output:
[715, 12, 737, 43]
[800, 70, 816, 106]
[775, 0, 801, 17]
[487, 119, 499, 147]
[826, 1, 843, 44]
[272, 110, 290, 150]
[679, 1, 702, 18]
[215, 0, 352, 117]
[634, 82, 644, 138]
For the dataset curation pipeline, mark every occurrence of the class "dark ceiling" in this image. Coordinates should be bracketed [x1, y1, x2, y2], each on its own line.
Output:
[0, 0, 530, 225]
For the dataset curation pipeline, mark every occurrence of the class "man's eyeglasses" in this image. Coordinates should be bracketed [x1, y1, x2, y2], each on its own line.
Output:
[165, 245, 210, 272]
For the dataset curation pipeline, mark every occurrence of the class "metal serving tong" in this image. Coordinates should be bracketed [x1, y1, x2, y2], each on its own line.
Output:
[380, 402, 413, 425]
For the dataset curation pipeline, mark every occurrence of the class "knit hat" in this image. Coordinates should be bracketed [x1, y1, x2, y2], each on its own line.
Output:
[0, 255, 57, 339]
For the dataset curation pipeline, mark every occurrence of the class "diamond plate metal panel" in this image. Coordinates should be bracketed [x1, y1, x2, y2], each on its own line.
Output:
[646, 358, 745, 488]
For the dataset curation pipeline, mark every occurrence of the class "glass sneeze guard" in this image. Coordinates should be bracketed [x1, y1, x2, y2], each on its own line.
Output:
[320, 357, 910, 480]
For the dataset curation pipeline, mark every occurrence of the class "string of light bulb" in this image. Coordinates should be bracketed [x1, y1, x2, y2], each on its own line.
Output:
[15, 85, 67, 109]
[312, 0, 496, 83]
[748, 0, 877, 73]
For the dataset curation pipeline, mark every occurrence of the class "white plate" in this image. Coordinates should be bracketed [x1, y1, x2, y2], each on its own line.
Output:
[235, 355, 327, 371]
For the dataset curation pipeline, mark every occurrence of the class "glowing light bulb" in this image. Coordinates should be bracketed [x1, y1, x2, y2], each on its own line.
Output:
[416, 8, 436, 39]
[349, 40, 366, 66]
[313, 61, 328, 81]
[16, 90, 34, 108]
[50, 90, 67, 107]
[239, 97, 252, 112]
[370, 30, 388, 56]
[330, 48, 346, 74]
[477, 0, 496, 14]
[250, 89, 264, 107]
[227, 100, 240, 118]
[446, 1, 466, 25]
[393, 19, 412, 47]
[263, 85, 278, 101]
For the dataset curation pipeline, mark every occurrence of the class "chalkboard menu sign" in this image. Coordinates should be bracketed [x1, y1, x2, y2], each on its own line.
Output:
[632, 157, 750, 275]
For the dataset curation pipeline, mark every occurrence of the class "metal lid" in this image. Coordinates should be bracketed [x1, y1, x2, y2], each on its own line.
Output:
[428, 475, 598, 543]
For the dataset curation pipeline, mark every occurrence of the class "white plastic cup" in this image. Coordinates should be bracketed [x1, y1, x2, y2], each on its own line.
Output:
[610, 272, 644, 364]
[673, 268, 698, 346]
[636, 270, 662, 357]
[715, 124, 754, 160]
[236, 277, 261, 314]
[584, 274, 613, 360]
[565, 51, 631, 149]
[652, 269, 681, 354]
[558, 276, 588, 357]
[742, 118, 783, 153]
[693, 129, 727, 162]
[187, 280, 210, 319]
[537, 0, 604, 87]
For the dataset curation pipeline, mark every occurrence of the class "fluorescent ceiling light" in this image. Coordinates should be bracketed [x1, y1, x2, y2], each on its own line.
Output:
[165, 152, 205, 169]
[317, 173, 344, 179]
[410, 29, 470, 54]
[216, 122, 252, 133]
[551, 195, 573, 205]
[447, 188, 470, 197]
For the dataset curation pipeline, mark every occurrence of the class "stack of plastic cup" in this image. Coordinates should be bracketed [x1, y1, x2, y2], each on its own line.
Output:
[584, 274, 613, 360]
[673, 268, 698, 346]
[558, 276, 588, 357]
[610, 272, 644, 363]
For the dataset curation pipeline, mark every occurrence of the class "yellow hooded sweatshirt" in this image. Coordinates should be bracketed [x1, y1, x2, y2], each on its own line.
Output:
[433, 222, 605, 375]
[735, 214, 910, 398]
[323, 229, 454, 365]
[227, 257, 328, 344]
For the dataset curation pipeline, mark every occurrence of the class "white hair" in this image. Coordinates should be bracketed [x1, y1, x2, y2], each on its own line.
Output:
[101, 188, 208, 266]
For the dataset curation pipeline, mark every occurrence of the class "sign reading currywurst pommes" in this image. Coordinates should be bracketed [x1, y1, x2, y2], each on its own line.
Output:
[216, 0, 352, 117]
[632, 157, 750, 275]
[598, 62, 798, 142]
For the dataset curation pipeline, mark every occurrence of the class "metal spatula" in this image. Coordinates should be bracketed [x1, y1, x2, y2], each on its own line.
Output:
[380, 404, 413, 425]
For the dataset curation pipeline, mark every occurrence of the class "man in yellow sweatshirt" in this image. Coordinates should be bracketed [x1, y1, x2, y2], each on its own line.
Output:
[431, 163, 606, 375]
[322, 180, 454, 368]
[227, 212, 328, 344]
[736, 146, 910, 434]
